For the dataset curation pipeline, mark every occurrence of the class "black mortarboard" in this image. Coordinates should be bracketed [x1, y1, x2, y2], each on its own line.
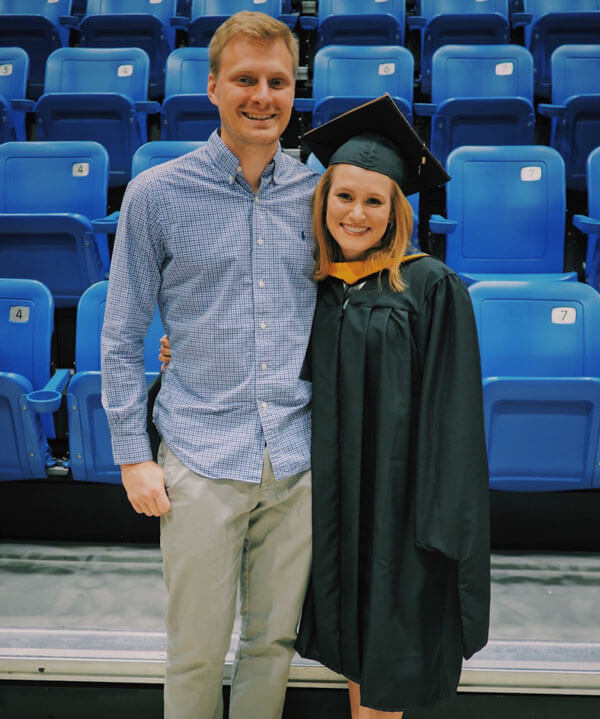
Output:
[302, 94, 450, 196]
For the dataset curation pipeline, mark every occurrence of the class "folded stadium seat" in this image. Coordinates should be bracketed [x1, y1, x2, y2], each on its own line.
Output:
[537, 45, 600, 191]
[414, 44, 534, 167]
[0, 140, 115, 307]
[299, 0, 405, 49]
[512, 0, 600, 100]
[469, 278, 600, 491]
[0, 0, 77, 100]
[187, 0, 298, 47]
[407, 0, 510, 95]
[77, 0, 186, 100]
[161, 48, 220, 140]
[574, 147, 600, 291]
[304, 151, 421, 248]
[430, 145, 577, 283]
[0, 278, 70, 481]
[0, 47, 34, 143]
[35, 47, 160, 189]
[67, 281, 164, 483]
[294, 45, 414, 127]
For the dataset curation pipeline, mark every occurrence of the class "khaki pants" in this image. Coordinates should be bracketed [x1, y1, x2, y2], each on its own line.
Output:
[159, 442, 312, 719]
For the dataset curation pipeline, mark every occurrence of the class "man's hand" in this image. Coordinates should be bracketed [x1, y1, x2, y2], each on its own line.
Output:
[121, 461, 171, 517]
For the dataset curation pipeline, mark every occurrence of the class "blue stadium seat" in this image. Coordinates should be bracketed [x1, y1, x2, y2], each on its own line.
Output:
[0, 47, 34, 143]
[407, 0, 510, 95]
[537, 45, 600, 191]
[574, 147, 600, 291]
[294, 45, 413, 127]
[161, 48, 220, 140]
[132, 140, 205, 176]
[430, 145, 576, 283]
[304, 151, 421, 248]
[77, 0, 185, 99]
[0, 140, 113, 307]
[35, 48, 160, 188]
[0, 278, 70, 481]
[512, 0, 600, 99]
[67, 281, 164, 483]
[414, 44, 535, 166]
[470, 278, 600, 491]
[188, 1, 298, 47]
[0, 0, 77, 99]
[299, 0, 405, 48]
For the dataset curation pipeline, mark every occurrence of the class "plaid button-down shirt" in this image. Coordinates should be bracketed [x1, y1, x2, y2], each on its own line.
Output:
[101, 132, 318, 482]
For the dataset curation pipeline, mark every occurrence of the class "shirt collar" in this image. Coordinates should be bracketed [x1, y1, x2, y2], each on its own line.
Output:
[328, 253, 428, 285]
[206, 129, 284, 185]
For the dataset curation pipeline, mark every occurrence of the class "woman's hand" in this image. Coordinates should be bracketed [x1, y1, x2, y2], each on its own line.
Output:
[159, 334, 171, 371]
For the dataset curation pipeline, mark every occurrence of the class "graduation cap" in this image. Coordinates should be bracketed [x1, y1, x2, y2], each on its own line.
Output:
[302, 94, 450, 197]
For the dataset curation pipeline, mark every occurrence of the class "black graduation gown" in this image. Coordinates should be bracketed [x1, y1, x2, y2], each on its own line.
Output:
[295, 256, 490, 712]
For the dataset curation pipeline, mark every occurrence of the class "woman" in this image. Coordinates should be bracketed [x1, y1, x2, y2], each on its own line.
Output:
[158, 96, 490, 717]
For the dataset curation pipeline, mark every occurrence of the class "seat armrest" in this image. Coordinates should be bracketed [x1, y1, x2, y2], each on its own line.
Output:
[171, 15, 189, 29]
[59, 15, 79, 28]
[573, 214, 600, 234]
[407, 16, 427, 29]
[92, 211, 120, 234]
[537, 103, 565, 118]
[299, 16, 318, 30]
[413, 102, 436, 117]
[429, 215, 457, 234]
[294, 98, 314, 112]
[10, 98, 35, 112]
[135, 101, 161, 114]
[511, 12, 533, 27]
[26, 369, 70, 414]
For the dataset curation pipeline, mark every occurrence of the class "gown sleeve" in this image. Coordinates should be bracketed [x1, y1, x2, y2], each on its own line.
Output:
[412, 273, 491, 659]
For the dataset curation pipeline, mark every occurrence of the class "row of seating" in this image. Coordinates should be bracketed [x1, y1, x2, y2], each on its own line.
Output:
[1, 1, 600, 99]
[2, 42, 599, 190]
[1, 139, 598, 310]
[2, 273, 599, 492]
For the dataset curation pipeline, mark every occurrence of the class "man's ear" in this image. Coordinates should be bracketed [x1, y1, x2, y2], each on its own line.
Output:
[207, 74, 218, 107]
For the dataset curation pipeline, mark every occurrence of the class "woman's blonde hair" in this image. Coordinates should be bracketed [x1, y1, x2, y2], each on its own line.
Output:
[209, 11, 299, 78]
[312, 165, 414, 291]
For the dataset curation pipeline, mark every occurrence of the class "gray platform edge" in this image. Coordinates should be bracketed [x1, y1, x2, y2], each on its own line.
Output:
[1, 630, 600, 695]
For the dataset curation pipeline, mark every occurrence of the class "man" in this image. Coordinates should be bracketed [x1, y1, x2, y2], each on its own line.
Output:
[101, 12, 318, 719]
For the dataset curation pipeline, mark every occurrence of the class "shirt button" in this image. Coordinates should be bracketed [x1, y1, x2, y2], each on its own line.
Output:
[257, 238, 264, 246]
[261, 363, 267, 371]
[261, 401, 267, 409]
[254, 197, 259, 203]
[260, 322, 266, 329]
[258, 280, 265, 288]
[237, 165, 242, 172]
[228, 175, 233, 183]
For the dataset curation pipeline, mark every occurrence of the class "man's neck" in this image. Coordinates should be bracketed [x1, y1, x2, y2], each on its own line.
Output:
[220, 134, 278, 193]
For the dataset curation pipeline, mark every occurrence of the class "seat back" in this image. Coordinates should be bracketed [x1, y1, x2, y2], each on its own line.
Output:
[86, 0, 178, 21]
[522, 0, 600, 22]
[164, 47, 210, 96]
[0, 278, 53, 390]
[585, 147, 600, 290]
[431, 44, 533, 104]
[312, 45, 413, 108]
[43, 47, 150, 101]
[318, 0, 405, 18]
[0, 46, 28, 101]
[191, 0, 282, 15]
[470, 279, 600, 377]
[132, 140, 205, 176]
[550, 44, 600, 103]
[445, 145, 566, 274]
[0, 140, 109, 220]
[418, 0, 509, 18]
[0, 0, 72, 23]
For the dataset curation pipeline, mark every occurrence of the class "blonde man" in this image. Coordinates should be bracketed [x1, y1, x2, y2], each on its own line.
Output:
[101, 12, 318, 719]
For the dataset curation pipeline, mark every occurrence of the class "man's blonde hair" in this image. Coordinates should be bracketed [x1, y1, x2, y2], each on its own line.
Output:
[208, 11, 299, 77]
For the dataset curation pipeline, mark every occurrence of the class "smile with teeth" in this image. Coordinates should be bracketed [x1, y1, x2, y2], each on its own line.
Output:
[243, 111, 276, 121]
[341, 223, 369, 235]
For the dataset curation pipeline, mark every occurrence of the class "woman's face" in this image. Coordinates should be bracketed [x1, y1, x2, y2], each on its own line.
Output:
[326, 163, 393, 261]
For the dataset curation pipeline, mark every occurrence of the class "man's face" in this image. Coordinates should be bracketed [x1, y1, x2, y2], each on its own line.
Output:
[207, 36, 295, 156]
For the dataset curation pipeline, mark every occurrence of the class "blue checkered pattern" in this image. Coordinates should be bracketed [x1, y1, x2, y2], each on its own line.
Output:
[101, 131, 319, 482]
